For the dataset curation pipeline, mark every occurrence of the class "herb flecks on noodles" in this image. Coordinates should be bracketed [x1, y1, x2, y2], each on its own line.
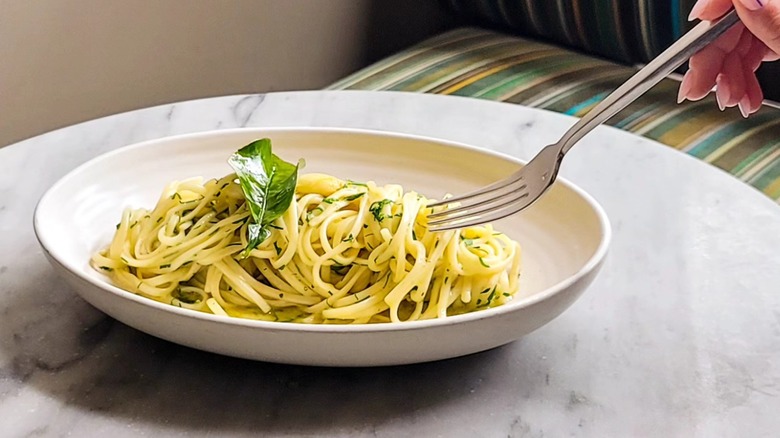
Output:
[91, 139, 522, 324]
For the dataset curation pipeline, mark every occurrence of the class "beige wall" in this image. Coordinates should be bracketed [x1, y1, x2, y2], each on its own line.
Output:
[0, 0, 451, 147]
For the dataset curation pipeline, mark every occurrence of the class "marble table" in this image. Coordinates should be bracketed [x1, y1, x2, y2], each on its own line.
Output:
[2, 91, 780, 437]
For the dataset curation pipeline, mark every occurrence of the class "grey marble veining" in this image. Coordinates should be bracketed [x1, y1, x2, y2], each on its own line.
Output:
[1, 91, 780, 437]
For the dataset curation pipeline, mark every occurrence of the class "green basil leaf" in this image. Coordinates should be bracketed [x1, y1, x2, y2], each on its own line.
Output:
[246, 223, 271, 254]
[228, 138, 299, 255]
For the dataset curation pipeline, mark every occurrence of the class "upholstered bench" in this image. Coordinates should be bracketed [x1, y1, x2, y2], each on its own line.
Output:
[328, 1, 780, 203]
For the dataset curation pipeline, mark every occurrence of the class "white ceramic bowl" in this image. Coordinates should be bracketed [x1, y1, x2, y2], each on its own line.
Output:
[34, 128, 610, 366]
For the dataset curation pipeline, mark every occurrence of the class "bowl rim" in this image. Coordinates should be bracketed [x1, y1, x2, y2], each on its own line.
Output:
[33, 126, 611, 333]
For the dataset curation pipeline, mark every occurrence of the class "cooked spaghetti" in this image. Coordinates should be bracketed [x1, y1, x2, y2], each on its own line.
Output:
[91, 142, 522, 324]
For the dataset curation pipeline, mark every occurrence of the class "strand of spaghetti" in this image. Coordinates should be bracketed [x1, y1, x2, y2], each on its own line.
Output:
[213, 260, 271, 312]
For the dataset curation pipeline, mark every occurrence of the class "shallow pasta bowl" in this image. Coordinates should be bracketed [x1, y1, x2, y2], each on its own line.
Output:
[34, 127, 610, 366]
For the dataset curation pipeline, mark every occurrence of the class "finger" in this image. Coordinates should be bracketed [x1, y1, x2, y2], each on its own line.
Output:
[743, 70, 764, 114]
[684, 47, 725, 100]
[736, 23, 756, 56]
[765, 51, 780, 61]
[734, 0, 780, 54]
[680, 23, 745, 102]
[711, 22, 747, 53]
[716, 75, 730, 110]
[721, 52, 747, 106]
[745, 35, 771, 70]
[689, 0, 734, 21]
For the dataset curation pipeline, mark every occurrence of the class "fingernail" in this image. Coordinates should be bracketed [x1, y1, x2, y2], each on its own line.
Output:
[716, 80, 730, 110]
[688, 1, 708, 20]
[738, 97, 750, 118]
[749, 96, 763, 114]
[736, 0, 764, 11]
[678, 71, 693, 103]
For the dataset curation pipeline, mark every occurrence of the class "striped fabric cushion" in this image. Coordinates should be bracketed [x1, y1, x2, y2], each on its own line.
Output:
[328, 28, 780, 202]
[439, 0, 780, 98]
[441, 0, 696, 64]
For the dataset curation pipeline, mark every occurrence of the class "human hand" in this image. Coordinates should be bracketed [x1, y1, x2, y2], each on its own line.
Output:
[678, 0, 780, 117]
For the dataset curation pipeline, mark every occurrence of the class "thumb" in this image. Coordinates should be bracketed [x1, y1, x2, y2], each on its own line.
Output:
[735, 0, 780, 54]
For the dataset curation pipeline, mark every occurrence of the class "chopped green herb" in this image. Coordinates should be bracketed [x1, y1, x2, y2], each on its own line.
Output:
[306, 207, 323, 222]
[342, 233, 354, 243]
[479, 257, 490, 268]
[267, 223, 283, 230]
[273, 241, 282, 256]
[502, 292, 511, 297]
[159, 264, 171, 269]
[322, 197, 336, 204]
[115, 223, 120, 230]
[412, 230, 417, 241]
[346, 180, 368, 187]
[369, 199, 393, 222]
[99, 266, 113, 272]
[487, 287, 497, 305]
[344, 192, 365, 202]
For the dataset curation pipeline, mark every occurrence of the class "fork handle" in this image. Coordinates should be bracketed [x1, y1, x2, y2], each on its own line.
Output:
[557, 9, 740, 155]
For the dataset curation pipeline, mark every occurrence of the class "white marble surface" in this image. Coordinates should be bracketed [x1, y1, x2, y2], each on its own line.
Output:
[1, 90, 780, 437]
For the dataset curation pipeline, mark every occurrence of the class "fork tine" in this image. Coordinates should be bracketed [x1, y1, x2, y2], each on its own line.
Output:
[427, 180, 528, 219]
[428, 191, 538, 231]
[428, 192, 539, 231]
[426, 168, 524, 208]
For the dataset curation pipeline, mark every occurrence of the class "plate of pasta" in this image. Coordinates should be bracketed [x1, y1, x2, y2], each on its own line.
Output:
[34, 128, 610, 366]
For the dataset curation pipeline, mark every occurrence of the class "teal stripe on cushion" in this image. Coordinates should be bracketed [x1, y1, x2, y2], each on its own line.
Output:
[565, 92, 609, 116]
[686, 112, 780, 158]
[671, 0, 682, 37]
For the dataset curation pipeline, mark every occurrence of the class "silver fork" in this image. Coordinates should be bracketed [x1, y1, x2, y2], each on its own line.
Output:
[427, 10, 740, 231]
